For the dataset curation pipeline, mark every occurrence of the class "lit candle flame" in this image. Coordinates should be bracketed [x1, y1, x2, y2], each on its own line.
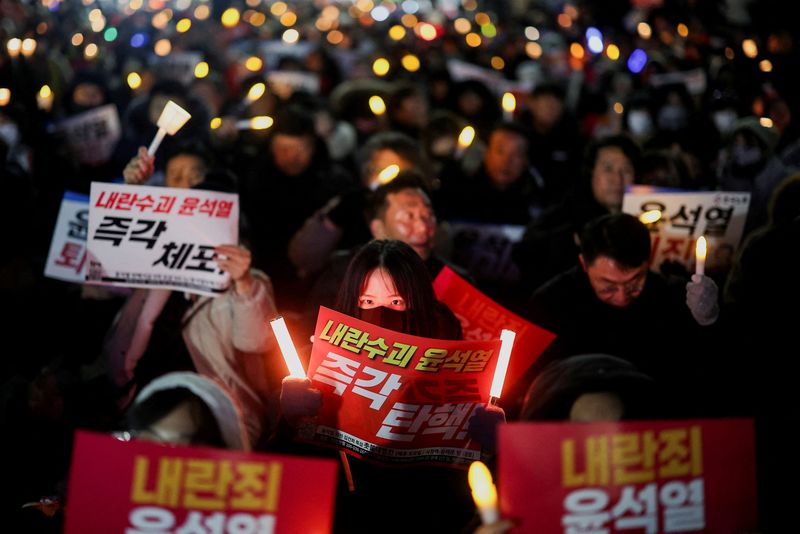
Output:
[246, 82, 266, 102]
[639, 209, 662, 224]
[36, 85, 53, 111]
[458, 126, 476, 149]
[236, 116, 274, 130]
[270, 316, 306, 378]
[377, 164, 400, 186]
[501, 92, 516, 113]
[7, 38, 21, 57]
[468, 461, 499, 525]
[489, 329, 516, 399]
[369, 95, 386, 116]
[0, 88, 10, 106]
[695, 236, 707, 276]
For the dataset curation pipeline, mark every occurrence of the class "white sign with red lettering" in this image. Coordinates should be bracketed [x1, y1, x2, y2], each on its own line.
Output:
[85, 182, 239, 296]
[622, 187, 750, 276]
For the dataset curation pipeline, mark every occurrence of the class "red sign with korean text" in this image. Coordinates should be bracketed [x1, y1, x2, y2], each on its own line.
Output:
[498, 419, 757, 533]
[307, 306, 503, 465]
[433, 266, 556, 395]
[65, 431, 338, 534]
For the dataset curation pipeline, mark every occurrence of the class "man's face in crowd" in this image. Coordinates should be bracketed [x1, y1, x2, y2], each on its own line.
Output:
[581, 255, 648, 308]
[591, 146, 635, 212]
[271, 133, 315, 176]
[370, 188, 436, 260]
[485, 129, 528, 189]
[166, 154, 206, 189]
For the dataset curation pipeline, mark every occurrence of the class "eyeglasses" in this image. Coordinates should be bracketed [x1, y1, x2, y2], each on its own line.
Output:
[591, 271, 647, 297]
[595, 280, 645, 297]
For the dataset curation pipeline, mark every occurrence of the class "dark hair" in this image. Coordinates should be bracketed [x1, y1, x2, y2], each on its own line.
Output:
[639, 149, 691, 189]
[579, 213, 651, 268]
[531, 82, 566, 100]
[489, 120, 531, 143]
[357, 131, 426, 182]
[365, 170, 432, 222]
[520, 353, 658, 421]
[127, 388, 226, 447]
[270, 104, 316, 138]
[163, 139, 215, 169]
[335, 240, 440, 337]
[582, 134, 642, 182]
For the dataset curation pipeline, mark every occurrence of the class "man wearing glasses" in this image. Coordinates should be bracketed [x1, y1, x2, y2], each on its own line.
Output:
[514, 212, 720, 418]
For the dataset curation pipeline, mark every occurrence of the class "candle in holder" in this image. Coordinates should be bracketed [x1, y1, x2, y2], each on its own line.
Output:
[147, 100, 191, 156]
[501, 92, 516, 121]
[236, 116, 273, 131]
[695, 235, 707, 276]
[454, 125, 475, 159]
[468, 461, 499, 525]
[270, 316, 306, 378]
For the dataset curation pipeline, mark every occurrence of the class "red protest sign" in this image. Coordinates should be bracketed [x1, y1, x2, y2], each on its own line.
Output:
[433, 266, 555, 396]
[307, 306, 503, 465]
[64, 431, 338, 534]
[497, 419, 757, 533]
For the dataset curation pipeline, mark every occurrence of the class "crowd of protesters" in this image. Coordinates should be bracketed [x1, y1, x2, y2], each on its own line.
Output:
[2, 0, 799, 531]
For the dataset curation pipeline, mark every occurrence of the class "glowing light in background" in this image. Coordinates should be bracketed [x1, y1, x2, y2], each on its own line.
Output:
[373, 57, 390, 76]
[627, 48, 648, 73]
[401, 54, 420, 72]
[127, 72, 142, 89]
[194, 61, 209, 78]
[586, 27, 603, 54]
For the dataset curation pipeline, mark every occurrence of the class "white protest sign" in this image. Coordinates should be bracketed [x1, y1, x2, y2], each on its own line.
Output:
[267, 70, 320, 99]
[44, 191, 90, 283]
[86, 183, 239, 296]
[622, 186, 750, 275]
[649, 68, 707, 96]
[446, 58, 529, 96]
[58, 104, 122, 166]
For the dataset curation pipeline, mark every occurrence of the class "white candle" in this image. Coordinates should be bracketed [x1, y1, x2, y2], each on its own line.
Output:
[235, 116, 274, 130]
[270, 316, 306, 378]
[454, 125, 476, 159]
[501, 92, 516, 121]
[468, 461, 499, 525]
[489, 329, 517, 401]
[695, 235, 707, 276]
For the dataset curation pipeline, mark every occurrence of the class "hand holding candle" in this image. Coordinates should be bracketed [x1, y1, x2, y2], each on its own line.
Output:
[695, 235, 707, 276]
[469, 461, 499, 525]
[147, 100, 192, 156]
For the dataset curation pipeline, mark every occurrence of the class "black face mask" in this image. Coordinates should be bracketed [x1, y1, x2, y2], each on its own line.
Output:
[358, 307, 410, 334]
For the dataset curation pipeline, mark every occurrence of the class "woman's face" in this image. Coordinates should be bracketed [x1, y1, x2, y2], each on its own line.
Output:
[591, 146, 635, 212]
[358, 267, 406, 311]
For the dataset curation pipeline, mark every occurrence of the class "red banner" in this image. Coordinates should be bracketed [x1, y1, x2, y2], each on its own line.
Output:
[433, 266, 556, 394]
[307, 306, 503, 465]
[65, 431, 338, 534]
[497, 419, 757, 533]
